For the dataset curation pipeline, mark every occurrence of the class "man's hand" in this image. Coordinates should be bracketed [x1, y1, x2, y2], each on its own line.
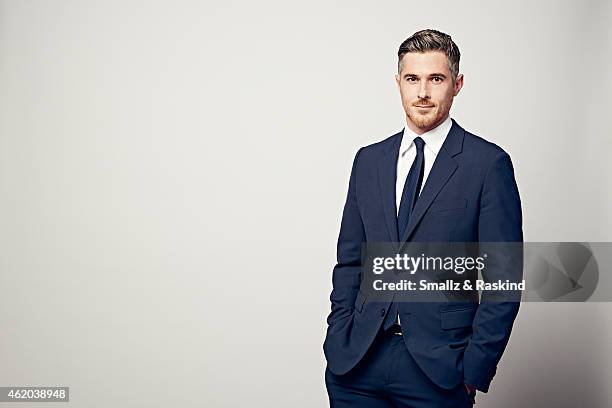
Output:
[464, 383, 477, 404]
[464, 383, 477, 394]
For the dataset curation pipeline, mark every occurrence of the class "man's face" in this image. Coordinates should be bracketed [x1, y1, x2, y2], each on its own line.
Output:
[395, 51, 463, 134]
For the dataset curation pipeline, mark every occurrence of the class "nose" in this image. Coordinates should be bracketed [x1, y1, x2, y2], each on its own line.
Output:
[418, 81, 430, 100]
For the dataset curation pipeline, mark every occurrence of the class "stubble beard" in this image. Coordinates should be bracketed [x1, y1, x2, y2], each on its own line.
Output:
[406, 99, 451, 131]
[408, 106, 439, 129]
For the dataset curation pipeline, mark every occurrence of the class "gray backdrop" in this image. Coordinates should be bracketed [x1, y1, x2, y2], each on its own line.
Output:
[1, 0, 611, 407]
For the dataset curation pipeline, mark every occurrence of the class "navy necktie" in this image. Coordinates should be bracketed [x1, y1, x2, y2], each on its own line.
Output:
[383, 136, 425, 331]
[397, 136, 425, 241]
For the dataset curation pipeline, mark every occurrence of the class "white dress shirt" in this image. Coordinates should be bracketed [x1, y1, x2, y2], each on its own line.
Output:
[396, 115, 453, 216]
[394, 115, 452, 325]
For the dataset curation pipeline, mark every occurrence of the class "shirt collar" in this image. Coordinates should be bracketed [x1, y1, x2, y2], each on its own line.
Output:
[399, 115, 452, 157]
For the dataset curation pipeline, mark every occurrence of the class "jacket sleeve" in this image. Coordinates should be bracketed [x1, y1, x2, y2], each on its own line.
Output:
[326, 147, 366, 327]
[463, 151, 523, 392]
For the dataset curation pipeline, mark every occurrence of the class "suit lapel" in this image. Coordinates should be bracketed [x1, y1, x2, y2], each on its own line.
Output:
[377, 130, 403, 242]
[399, 119, 465, 243]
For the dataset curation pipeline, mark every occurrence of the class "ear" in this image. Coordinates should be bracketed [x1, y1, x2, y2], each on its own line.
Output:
[395, 73, 400, 89]
[453, 73, 464, 96]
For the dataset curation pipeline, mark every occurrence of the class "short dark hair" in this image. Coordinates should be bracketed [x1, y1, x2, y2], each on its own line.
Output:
[397, 29, 461, 80]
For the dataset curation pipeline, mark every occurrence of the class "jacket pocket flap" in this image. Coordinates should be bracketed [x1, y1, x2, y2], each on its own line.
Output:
[440, 307, 476, 330]
[431, 199, 468, 212]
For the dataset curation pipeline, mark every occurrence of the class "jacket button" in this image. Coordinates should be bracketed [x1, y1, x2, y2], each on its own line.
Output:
[380, 309, 386, 317]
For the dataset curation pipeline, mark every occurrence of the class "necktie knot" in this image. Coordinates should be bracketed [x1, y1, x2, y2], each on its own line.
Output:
[413, 136, 425, 153]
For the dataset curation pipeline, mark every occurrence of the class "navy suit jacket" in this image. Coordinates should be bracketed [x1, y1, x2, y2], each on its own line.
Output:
[323, 119, 523, 393]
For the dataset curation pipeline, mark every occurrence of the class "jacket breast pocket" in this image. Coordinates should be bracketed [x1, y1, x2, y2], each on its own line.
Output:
[430, 199, 468, 215]
[440, 307, 476, 330]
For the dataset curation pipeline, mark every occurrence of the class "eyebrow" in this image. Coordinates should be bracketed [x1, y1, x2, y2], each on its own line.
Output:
[403, 73, 448, 79]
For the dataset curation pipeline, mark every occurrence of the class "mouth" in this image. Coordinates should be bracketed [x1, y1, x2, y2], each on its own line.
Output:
[414, 105, 434, 108]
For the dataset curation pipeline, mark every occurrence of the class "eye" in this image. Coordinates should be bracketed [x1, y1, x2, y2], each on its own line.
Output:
[406, 77, 418, 83]
[432, 77, 443, 83]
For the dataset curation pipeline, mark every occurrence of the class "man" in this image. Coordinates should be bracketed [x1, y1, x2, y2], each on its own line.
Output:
[323, 29, 522, 407]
